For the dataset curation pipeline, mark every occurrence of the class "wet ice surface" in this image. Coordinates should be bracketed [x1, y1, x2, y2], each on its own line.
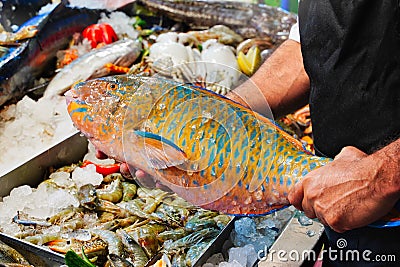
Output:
[203, 208, 295, 267]
[0, 96, 77, 176]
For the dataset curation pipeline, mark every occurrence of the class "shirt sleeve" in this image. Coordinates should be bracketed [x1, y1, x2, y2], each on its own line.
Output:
[288, 0, 300, 43]
[288, 22, 300, 43]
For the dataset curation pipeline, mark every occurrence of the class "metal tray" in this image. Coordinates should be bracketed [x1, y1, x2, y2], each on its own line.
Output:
[0, 132, 234, 267]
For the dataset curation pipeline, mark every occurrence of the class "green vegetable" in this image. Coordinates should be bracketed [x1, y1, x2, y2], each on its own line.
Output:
[65, 249, 97, 267]
[133, 16, 146, 27]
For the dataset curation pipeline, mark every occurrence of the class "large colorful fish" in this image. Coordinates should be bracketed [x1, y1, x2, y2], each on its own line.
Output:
[66, 75, 400, 228]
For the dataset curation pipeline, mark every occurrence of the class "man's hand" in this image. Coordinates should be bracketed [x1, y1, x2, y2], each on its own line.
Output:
[288, 146, 399, 233]
[95, 150, 170, 191]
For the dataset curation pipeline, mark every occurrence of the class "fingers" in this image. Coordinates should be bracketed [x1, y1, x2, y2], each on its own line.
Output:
[120, 162, 133, 179]
[288, 178, 318, 219]
[288, 180, 305, 211]
[95, 150, 163, 190]
[95, 150, 108, 159]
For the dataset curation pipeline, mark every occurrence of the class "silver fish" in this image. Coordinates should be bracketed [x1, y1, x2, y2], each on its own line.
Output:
[0, 1, 101, 107]
[43, 38, 142, 98]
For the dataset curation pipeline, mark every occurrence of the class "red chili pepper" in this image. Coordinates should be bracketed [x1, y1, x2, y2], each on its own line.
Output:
[81, 160, 121, 176]
[82, 23, 118, 48]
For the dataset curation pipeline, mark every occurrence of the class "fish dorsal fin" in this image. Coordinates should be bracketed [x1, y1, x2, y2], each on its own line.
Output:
[134, 130, 187, 169]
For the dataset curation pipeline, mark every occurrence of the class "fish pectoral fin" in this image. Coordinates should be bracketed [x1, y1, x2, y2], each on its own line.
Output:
[134, 130, 187, 169]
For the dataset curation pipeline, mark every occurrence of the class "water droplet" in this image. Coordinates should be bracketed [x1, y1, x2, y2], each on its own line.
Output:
[210, 168, 216, 176]
[298, 214, 313, 226]
[202, 110, 213, 119]
[244, 196, 252, 205]
[254, 189, 263, 200]
[157, 103, 166, 110]
[191, 163, 199, 171]
[197, 130, 204, 138]
[250, 140, 256, 148]
[306, 230, 316, 237]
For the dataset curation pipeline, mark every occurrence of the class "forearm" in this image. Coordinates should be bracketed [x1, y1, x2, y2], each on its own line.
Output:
[227, 39, 310, 118]
[367, 138, 400, 200]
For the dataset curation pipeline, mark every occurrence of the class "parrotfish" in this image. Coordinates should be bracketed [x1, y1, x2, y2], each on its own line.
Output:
[66, 75, 400, 228]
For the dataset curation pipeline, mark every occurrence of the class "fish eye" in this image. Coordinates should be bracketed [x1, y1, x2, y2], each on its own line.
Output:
[107, 83, 118, 90]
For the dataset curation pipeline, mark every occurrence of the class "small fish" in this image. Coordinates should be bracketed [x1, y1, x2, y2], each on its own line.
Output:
[66, 75, 400, 228]
[43, 38, 142, 98]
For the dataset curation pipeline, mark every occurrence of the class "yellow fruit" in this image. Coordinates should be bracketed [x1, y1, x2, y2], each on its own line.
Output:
[237, 46, 261, 76]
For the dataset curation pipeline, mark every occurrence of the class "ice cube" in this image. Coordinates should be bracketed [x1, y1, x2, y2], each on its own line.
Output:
[228, 247, 247, 267]
[9, 185, 32, 198]
[298, 214, 313, 226]
[206, 253, 225, 265]
[257, 218, 275, 229]
[25, 206, 54, 219]
[243, 244, 258, 267]
[49, 171, 73, 186]
[49, 171, 70, 184]
[234, 217, 257, 237]
[47, 188, 79, 209]
[0, 221, 22, 236]
[72, 164, 103, 187]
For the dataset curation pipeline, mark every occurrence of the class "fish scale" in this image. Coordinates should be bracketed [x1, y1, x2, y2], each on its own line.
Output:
[66, 75, 400, 227]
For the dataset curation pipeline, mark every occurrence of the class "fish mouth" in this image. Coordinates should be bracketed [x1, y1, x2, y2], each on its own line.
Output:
[64, 89, 75, 105]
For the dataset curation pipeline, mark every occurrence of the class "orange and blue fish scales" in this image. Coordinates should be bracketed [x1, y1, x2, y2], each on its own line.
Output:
[66, 75, 399, 227]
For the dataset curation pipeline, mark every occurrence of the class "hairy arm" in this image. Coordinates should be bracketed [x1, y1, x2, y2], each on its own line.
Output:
[288, 140, 400, 232]
[226, 39, 310, 118]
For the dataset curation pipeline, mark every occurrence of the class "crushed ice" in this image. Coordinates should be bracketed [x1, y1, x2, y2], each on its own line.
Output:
[203, 208, 295, 267]
[0, 143, 108, 236]
[0, 96, 77, 176]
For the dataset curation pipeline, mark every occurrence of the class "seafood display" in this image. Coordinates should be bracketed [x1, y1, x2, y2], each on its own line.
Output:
[0, 155, 232, 267]
[148, 29, 242, 94]
[135, 0, 297, 41]
[0, 0, 295, 107]
[0, 1, 102, 107]
[66, 75, 400, 227]
[0, 1, 324, 266]
[66, 75, 331, 215]
[0, 25, 38, 45]
[43, 38, 143, 98]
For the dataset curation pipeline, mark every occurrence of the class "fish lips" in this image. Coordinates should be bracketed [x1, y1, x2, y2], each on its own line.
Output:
[64, 90, 74, 105]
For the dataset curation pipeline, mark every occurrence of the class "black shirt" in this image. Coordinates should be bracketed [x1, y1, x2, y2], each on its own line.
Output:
[298, 0, 400, 157]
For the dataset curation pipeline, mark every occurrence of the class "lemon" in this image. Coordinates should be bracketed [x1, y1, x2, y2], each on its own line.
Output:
[237, 46, 261, 76]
